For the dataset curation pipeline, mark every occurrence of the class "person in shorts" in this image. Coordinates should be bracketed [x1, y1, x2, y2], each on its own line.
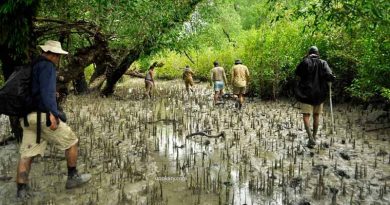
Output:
[295, 46, 335, 148]
[210, 61, 228, 105]
[16, 40, 91, 200]
[231, 59, 250, 109]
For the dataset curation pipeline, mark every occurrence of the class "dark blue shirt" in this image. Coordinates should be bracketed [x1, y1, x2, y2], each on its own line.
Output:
[32, 56, 60, 117]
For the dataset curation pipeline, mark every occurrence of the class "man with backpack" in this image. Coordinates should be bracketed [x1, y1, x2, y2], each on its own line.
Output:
[16, 40, 91, 199]
[295, 46, 335, 148]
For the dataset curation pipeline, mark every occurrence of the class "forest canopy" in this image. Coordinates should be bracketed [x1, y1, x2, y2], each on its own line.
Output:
[0, 0, 389, 102]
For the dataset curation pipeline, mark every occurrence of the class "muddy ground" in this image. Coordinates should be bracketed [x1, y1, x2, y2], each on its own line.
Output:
[0, 79, 389, 205]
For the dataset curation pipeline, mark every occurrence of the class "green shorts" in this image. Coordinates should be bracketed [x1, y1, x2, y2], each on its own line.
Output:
[19, 112, 78, 158]
[300, 103, 323, 114]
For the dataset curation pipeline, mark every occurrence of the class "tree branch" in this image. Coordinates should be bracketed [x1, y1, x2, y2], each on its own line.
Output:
[222, 28, 236, 47]
[184, 50, 195, 64]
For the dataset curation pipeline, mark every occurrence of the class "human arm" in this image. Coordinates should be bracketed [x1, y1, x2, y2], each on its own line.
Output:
[210, 70, 214, 86]
[38, 62, 61, 129]
[245, 67, 250, 84]
[222, 68, 228, 86]
[322, 61, 336, 82]
[38, 63, 60, 117]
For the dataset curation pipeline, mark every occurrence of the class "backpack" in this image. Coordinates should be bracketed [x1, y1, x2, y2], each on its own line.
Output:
[0, 58, 52, 144]
[0, 65, 35, 117]
[294, 56, 335, 105]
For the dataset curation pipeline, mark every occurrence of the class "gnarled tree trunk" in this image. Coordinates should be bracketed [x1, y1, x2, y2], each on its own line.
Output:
[101, 49, 140, 96]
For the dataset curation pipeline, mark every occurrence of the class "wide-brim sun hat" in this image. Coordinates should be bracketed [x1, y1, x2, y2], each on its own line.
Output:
[39, 40, 68, 55]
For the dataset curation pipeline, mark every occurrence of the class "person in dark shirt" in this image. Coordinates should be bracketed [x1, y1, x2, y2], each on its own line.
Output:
[295, 46, 335, 148]
[16, 40, 91, 199]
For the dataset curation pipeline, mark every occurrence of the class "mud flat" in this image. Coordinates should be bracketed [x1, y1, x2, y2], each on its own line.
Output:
[0, 79, 389, 205]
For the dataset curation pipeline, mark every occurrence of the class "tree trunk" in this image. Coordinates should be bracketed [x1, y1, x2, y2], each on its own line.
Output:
[73, 72, 89, 94]
[101, 49, 140, 96]
[89, 36, 116, 90]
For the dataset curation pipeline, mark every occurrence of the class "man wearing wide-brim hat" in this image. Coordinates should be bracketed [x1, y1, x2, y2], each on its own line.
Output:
[16, 40, 91, 199]
[231, 59, 250, 109]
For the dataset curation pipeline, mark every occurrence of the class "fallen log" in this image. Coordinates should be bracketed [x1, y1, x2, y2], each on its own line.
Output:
[125, 70, 145, 78]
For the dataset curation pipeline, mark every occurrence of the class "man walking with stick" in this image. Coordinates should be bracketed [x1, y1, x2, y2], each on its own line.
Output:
[295, 46, 335, 148]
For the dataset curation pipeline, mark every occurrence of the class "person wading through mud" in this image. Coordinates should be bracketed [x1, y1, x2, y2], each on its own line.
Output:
[231, 59, 250, 109]
[145, 65, 155, 98]
[182, 65, 194, 93]
[295, 46, 335, 148]
[16, 40, 91, 199]
[210, 61, 228, 105]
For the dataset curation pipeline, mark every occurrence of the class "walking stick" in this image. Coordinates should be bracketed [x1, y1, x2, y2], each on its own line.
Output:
[329, 82, 335, 134]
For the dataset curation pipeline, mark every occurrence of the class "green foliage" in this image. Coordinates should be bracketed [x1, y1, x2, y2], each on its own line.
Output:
[287, 0, 390, 102]
[1, 0, 388, 102]
[0, 72, 3, 87]
[148, 0, 389, 102]
[84, 64, 95, 82]
[0, 0, 39, 62]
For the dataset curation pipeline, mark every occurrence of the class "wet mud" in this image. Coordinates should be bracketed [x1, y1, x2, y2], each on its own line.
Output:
[0, 79, 389, 205]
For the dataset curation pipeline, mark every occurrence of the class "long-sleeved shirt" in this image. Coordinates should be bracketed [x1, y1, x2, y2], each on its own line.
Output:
[210, 66, 227, 83]
[32, 56, 60, 117]
[231, 64, 250, 87]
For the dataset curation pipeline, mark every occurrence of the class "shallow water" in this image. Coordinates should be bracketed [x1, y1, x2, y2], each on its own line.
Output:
[0, 78, 389, 205]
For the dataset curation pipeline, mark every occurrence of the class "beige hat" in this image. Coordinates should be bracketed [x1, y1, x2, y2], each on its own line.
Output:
[39, 40, 68, 55]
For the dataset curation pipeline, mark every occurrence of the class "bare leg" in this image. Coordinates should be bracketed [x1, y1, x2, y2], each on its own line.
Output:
[214, 91, 219, 104]
[303, 113, 316, 148]
[148, 87, 152, 98]
[144, 83, 149, 99]
[65, 143, 78, 168]
[239, 94, 244, 108]
[65, 143, 91, 189]
[303, 113, 312, 139]
[312, 113, 320, 139]
[16, 157, 33, 184]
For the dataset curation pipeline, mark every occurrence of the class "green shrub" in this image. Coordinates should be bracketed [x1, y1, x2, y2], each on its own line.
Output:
[147, 0, 389, 103]
[84, 64, 95, 82]
[0, 74, 3, 87]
